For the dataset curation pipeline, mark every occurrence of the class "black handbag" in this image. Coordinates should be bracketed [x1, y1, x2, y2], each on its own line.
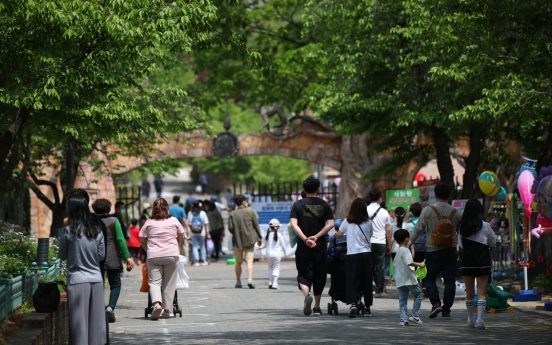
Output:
[33, 281, 66, 313]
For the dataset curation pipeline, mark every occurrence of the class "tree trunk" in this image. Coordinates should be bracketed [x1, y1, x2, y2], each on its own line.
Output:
[50, 203, 66, 237]
[529, 117, 552, 283]
[0, 107, 28, 171]
[336, 134, 389, 218]
[431, 125, 455, 188]
[461, 124, 486, 198]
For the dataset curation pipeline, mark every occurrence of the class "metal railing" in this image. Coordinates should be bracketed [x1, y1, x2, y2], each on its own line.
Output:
[0, 258, 62, 321]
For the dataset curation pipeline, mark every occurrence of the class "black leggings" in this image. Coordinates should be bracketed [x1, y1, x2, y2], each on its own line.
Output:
[209, 229, 223, 259]
[295, 245, 327, 296]
[346, 252, 374, 306]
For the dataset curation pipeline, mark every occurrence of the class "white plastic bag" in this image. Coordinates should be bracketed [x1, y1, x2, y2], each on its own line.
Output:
[176, 255, 189, 289]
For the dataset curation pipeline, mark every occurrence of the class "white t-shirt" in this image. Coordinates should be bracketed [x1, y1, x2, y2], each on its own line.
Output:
[260, 233, 287, 258]
[187, 210, 209, 237]
[367, 203, 391, 245]
[394, 247, 419, 288]
[390, 222, 406, 253]
[339, 219, 372, 255]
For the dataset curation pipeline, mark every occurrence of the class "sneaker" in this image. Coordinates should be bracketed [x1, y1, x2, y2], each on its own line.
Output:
[374, 293, 383, 298]
[235, 281, 242, 288]
[247, 281, 255, 289]
[200, 261, 209, 266]
[400, 319, 409, 326]
[303, 295, 313, 316]
[467, 319, 475, 328]
[151, 305, 162, 320]
[161, 312, 174, 319]
[364, 309, 372, 317]
[408, 315, 422, 325]
[193, 262, 200, 267]
[312, 307, 322, 316]
[476, 320, 485, 330]
[349, 305, 358, 318]
[442, 312, 451, 320]
[270, 284, 279, 289]
[429, 305, 442, 318]
[105, 307, 115, 323]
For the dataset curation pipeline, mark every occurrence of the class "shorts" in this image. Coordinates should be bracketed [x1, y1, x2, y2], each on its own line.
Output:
[234, 247, 254, 264]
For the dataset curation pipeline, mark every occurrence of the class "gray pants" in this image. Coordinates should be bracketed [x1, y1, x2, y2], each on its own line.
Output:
[148, 256, 179, 310]
[371, 243, 387, 294]
[67, 282, 107, 345]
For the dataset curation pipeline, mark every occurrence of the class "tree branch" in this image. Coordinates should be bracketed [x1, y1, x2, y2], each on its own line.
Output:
[27, 180, 56, 210]
[29, 173, 60, 206]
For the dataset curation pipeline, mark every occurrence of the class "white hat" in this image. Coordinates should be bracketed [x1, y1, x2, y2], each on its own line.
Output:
[269, 219, 281, 227]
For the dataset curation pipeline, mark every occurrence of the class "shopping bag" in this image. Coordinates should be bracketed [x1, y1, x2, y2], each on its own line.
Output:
[140, 262, 149, 293]
[206, 238, 215, 256]
[415, 260, 427, 279]
[176, 255, 190, 289]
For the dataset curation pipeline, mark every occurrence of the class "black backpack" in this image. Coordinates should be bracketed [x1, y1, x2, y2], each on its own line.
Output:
[33, 281, 66, 313]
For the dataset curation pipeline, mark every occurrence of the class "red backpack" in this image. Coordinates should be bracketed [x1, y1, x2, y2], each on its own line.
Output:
[430, 206, 457, 247]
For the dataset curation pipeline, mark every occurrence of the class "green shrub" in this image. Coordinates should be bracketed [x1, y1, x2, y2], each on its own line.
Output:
[531, 274, 552, 292]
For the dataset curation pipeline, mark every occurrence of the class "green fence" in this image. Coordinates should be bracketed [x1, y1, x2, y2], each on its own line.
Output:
[0, 258, 62, 321]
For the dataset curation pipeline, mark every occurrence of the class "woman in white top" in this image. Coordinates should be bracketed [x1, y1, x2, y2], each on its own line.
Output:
[258, 218, 287, 289]
[458, 199, 497, 330]
[334, 198, 373, 318]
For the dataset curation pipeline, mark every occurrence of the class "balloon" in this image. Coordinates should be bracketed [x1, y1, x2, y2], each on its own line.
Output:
[536, 213, 552, 228]
[479, 171, 500, 196]
[495, 186, 507, 201]
[532, 165, 552, 221]
[518, 170, 535, 216]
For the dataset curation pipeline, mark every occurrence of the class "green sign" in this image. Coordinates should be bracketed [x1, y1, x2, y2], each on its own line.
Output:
[385, 189, 419, 211]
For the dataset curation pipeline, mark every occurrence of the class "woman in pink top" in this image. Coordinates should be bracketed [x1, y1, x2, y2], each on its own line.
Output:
[139, 198, 184, 320]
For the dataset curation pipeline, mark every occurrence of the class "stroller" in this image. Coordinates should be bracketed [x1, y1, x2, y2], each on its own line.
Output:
[141, 262, 183, 318]
[327, 233, 367, 316]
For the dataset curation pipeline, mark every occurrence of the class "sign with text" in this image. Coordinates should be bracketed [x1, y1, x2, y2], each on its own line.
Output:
[418, 179, 440, 207]
[452, 199, 483, 212]
[386, 189, 419, 211]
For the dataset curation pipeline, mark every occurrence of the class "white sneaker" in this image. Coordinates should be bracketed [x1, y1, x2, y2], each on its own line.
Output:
[476, 320, 485, 330]
[200, 261, 209, 266]
[151, 305, 162, 320]
[467, 318, 475, 328]
[408, 315, 422, 325]
[399, 319, 409, 326]
[270, 284, 279, 289]
[193, 262, 200, 267]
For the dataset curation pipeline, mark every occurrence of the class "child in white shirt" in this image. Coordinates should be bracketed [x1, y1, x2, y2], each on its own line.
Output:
[394, 229, 425, 326]
[258, 219, 287, 289]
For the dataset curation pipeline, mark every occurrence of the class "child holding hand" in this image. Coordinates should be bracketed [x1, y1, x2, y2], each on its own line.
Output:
[258, 219, 287, 289]
[393, 229, 426, 326]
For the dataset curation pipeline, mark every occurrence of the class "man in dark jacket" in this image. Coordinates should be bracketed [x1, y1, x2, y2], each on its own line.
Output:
[228, 195, 262, 289]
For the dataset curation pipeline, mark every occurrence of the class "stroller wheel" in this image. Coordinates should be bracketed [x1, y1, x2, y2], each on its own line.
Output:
[332, 303, 338, 316]
[327, 303, 333, 315]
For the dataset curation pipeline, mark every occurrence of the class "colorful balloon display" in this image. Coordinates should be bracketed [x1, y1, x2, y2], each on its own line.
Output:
[518, 170, 535, 217]
[532, 165, 552, 221]
[495, 186, 507, 201]
[479, 171, 500, 196]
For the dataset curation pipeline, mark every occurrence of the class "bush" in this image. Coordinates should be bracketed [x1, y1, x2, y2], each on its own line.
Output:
[531, 274, 552, 292]
[0, 221, 58, 278]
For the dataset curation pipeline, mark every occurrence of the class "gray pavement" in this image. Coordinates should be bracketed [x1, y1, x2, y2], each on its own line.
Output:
[107, 259, 552, 345]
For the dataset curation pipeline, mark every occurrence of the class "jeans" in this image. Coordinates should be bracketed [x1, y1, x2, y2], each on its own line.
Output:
[371, 243, 387, 294]
[425, 247, 458, 313]
[191, 235, 206, 262]
[398, 284, 423, 320]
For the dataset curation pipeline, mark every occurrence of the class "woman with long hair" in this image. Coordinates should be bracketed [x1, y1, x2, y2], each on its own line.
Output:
[334, 198, 374, 318]
[58, 196, 106, 345]
[205, 200, 224, 262]
[139, 198, 185, 320]
[458, 199, 496, 330]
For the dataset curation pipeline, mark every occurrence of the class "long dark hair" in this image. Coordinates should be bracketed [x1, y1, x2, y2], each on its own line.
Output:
[395, 207, 406, 228]
[346, 198, 369, 225]
[265, 226, 279, 241]
[458, 198, 484, 237]
[151, 198, 171, 220]
[66, 196, 101, 239]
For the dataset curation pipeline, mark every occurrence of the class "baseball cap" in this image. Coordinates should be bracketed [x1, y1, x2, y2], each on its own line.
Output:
[269, 219, 281, 227]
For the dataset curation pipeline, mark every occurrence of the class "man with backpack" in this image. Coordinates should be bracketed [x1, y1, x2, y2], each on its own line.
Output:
[410, 183, 462, 319]
[228, 195, 262, 289]
[187, 201, 210, 266]
[366, 189, 392, 298]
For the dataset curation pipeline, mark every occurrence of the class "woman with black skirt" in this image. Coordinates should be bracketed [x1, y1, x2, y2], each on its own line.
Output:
[458, 199, 497, 330]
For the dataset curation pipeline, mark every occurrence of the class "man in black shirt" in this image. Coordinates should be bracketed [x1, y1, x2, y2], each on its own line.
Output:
[290, 176, 334, 316]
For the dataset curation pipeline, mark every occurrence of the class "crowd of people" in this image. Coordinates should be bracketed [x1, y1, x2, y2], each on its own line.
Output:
[58, 174, 497, 344]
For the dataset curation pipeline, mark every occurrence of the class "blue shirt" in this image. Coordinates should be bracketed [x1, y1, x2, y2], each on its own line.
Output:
[169, 205, 187, 224]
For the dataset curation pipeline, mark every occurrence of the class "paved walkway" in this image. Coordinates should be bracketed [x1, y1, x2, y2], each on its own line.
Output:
[108, 259, 552, 345]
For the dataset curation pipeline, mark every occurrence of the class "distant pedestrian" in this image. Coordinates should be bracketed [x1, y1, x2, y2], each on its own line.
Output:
[366, 189, 392, 298]
[59, 196, 107, 345]
[458, 199, 497, 330]
[154, 176, 164, 198]
[127, 219, 141, 263]
[393, 229, 425, 326]
[334, 198, 373, 318]
[290, 176, 334, 316]
[226, 188, 233, 207]
[169, 196, 191, 260]
[410, 183, 462, 319]
[205, 200, 224, 262]
[229, 195, 262, 289]
[91, 199, 134, 323]
[199, 173, 209, 194]
[188, 201, 210, 266]
[142, 179, 151, 201]
[258, 219, 287, 289]
[139, 198, 185, 320]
